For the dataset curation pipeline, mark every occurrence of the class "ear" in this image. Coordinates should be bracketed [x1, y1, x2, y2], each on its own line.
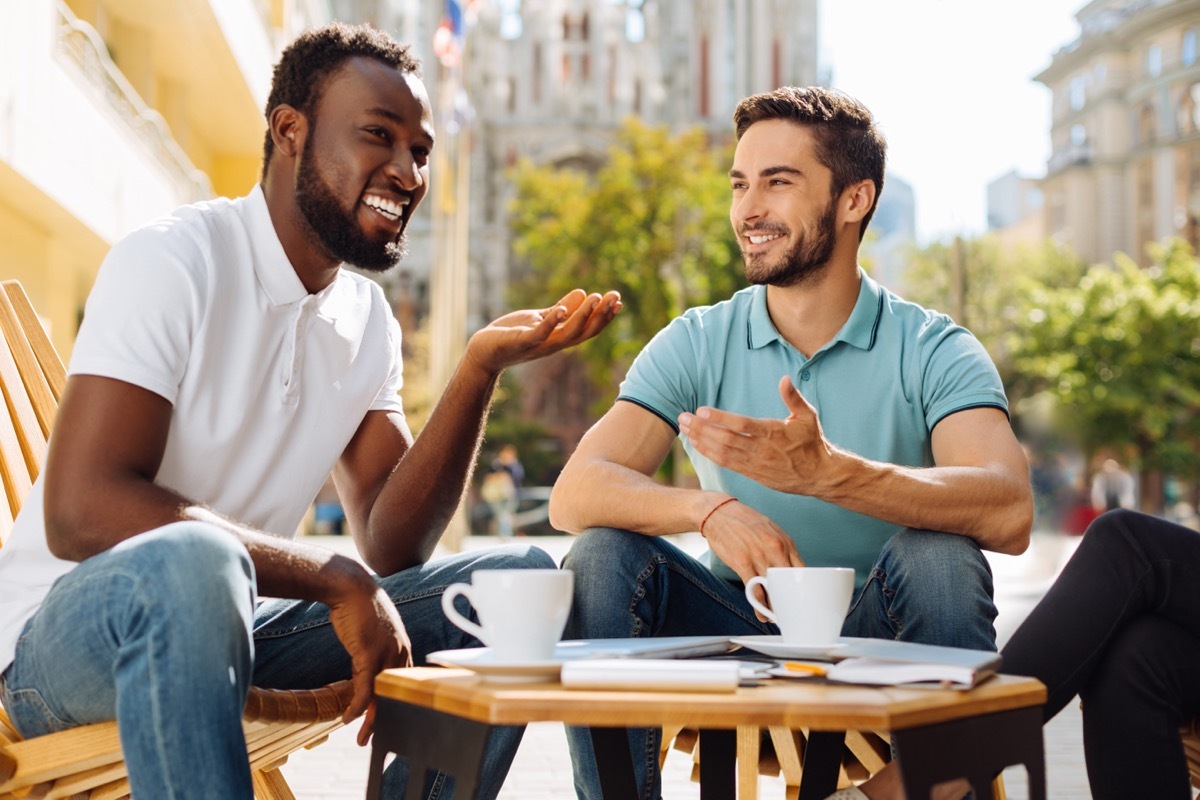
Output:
[839, 179, 877, 226]
[269, 105, 306, 160]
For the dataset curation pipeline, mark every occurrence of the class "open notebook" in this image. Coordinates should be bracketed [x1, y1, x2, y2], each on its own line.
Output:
[554, 635, 738, 660]
[825, 638, 1003, 689]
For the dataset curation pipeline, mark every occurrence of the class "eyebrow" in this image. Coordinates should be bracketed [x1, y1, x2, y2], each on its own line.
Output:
[728, 165, 804, 179]
[363, 107, 436, 145]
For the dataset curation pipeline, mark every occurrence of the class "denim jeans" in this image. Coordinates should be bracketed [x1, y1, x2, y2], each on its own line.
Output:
[0, 521, 551, 799]
[560, 526, 997, 800]
[1001, 510, 1200, 799]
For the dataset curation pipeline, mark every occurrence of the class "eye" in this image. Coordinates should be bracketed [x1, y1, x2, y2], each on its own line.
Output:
[412, 146, 431, 167]
[365, 127, 391, 142]
[730, 181, 747, 192]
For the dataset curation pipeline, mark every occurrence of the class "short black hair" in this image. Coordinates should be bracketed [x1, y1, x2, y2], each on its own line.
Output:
[733, 87, 886, 241]
[261, 22, 421, 175]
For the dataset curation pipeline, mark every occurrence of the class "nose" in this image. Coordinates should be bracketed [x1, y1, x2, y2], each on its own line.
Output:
[732, 186, 765, 228]
[386, 150, 425, 193]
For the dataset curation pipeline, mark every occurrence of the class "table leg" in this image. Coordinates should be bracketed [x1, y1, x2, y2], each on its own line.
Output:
[368, 698, 492, 800]
[797, 731, 846, 800]
[590, 727, 639, 799]
[698, 728, 736, 800]
[892, 707, 1045, 800]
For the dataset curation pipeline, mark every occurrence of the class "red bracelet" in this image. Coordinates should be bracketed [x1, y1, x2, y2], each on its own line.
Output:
[699, 497, 738, 537]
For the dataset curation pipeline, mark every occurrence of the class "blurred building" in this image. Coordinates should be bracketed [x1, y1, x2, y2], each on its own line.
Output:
[0, 0, 327, 358]
[863, 173, 916, 293]
[1038, 0, 1200, 265]
[986, 168, 1046, 249]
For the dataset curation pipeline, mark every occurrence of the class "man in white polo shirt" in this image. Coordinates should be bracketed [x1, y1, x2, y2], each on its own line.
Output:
[0, 22, 620, 800]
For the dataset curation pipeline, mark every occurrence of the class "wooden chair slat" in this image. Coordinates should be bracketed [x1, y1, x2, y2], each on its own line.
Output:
[2, 281, 65, 403]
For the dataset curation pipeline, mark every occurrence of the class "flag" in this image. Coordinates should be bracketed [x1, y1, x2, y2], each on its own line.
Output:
[433, 0, 465, 67]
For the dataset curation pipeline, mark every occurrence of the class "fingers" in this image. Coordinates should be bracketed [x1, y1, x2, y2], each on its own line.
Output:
[356, 701, 377, 747]
[779, 376, 815, 420]
[344, 669, 373, 725]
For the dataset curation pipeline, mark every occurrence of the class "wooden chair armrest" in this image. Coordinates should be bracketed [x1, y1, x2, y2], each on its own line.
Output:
[243, 681, 355, 724]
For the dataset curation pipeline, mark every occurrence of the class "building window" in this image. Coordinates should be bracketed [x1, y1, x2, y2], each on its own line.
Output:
[499, 0, 522, 40]
[626, 0, 645, 43]
[1179, 83, 1200, 134]
[1184, 29, 1198, 67]
[1070, 123, 1087, 147]
[1070, 75, 1087, 111]
[1147, 44, 1163, 77]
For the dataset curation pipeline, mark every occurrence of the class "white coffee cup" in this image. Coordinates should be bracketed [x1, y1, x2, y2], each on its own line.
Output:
[441, 569, 574, 662]
[744, 567, 854, 645]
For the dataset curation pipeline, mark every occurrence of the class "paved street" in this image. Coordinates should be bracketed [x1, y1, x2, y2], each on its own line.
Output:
[280, 530, 1093, 799]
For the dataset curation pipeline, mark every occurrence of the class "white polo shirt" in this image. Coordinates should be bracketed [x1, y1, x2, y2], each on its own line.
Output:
[0, 186, 406, 671]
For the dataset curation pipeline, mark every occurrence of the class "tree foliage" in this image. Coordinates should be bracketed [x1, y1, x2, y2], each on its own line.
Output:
[1008, 239, 1200, 478]
[901, 235, 1087, 379]
[506, 118, 746, 406]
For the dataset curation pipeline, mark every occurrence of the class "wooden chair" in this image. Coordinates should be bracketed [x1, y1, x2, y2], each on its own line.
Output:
[664, 717, 1009, 797]
[1183, 717, 1200, 791]
[0, 280, 354, 799]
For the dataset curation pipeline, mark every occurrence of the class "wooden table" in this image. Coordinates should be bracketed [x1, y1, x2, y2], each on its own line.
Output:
[369, 668, 1047, 800]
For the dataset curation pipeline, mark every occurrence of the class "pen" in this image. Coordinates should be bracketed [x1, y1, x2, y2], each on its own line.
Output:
[781, 661, 828, 676]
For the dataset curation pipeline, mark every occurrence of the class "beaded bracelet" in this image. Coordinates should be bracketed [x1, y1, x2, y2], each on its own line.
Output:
[699, 497, 739, 537]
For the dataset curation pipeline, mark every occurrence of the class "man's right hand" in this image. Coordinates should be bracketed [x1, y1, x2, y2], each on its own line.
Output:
[699, 498, 805, 619]
[325, 572, 411, 738]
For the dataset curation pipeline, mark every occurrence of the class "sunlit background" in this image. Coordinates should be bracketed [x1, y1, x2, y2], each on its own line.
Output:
[1, 0, 1198, 547]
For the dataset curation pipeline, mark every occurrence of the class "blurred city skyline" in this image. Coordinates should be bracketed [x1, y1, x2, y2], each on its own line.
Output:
[820, 0, 1082, 243]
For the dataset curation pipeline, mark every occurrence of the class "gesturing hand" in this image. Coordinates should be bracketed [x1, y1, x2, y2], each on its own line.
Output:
[326, 580, 411, 745]
[464, 289, 622, 375]
[679, 375, 834, 497]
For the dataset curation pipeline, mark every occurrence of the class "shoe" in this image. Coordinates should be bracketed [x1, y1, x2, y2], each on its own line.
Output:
[824, 789, 869, 800]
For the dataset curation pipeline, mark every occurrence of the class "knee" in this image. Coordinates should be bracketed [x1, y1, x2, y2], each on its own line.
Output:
[117, 522, 255, 612]
[561, 527, 655, 580]
[880, 529, 989, 583]
[468, 544, 556, 571]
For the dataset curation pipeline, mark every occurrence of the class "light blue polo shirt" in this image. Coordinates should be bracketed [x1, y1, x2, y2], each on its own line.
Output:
[618, 270, 1008, 588]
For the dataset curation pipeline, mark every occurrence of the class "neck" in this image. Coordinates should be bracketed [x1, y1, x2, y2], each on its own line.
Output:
[261, 167, 341, 294]
[764, 241, 862, 359]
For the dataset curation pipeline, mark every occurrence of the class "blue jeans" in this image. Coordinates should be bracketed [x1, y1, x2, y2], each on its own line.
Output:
[0, 521, 552, 799]
[560, 527, 997, 800]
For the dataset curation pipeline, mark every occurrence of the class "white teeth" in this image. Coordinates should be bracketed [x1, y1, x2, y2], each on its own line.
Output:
[748, 233, 782, 245]
[363, 195, 406, 221]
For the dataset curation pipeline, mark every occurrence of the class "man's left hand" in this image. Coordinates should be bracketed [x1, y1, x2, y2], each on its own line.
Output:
[463, 289, 621, 375]
[679, 375, 833, 496]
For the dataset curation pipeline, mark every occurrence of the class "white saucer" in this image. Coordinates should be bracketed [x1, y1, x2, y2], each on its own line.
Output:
[730, 635, 848, 660]
[428, 647, 563, 682]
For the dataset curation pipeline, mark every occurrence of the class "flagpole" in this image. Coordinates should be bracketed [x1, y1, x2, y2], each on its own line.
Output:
[429, 1, 471, 552]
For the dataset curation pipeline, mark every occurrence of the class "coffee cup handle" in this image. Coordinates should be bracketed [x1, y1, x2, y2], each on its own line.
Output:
[744, 576, 777, 622]
[441, 583, 487, 644]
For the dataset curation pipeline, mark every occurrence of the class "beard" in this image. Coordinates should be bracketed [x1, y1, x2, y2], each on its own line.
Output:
[294, 137, 408, 273]
[742, 198, 837, 288]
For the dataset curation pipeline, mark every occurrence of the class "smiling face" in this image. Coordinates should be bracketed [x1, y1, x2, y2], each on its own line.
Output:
[729, 119, 840, 288]
[294, 57, 434, 272]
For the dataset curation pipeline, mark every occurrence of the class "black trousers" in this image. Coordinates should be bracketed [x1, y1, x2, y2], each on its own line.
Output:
[1001, 509, 1200, 799]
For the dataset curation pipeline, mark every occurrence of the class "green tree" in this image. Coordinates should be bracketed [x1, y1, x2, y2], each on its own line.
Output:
[902, 235, 1087, 378]
[507, 118, 746, 407]
[1008, 239, 1200, 490]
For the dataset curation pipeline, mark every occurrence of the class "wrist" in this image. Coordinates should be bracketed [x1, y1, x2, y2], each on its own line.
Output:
[698, 494, 738, 537]
[317, 554, 377, 605]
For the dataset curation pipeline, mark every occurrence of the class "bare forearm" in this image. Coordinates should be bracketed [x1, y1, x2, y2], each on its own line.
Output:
[818, 450, 1033, 553]
[361, 357, 498, 572]
[46, 479, 375, 602]
[550, 459, 725, 536]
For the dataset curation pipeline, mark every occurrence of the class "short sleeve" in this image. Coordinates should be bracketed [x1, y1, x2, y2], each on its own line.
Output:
[617, 315, 703, 433]
[370, 312, 406, 415]
[919, 317, 1008, 430]
[68, 224, 205, 405]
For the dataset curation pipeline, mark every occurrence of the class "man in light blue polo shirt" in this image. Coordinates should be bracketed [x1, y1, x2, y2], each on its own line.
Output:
[549, 86, 1033, 800]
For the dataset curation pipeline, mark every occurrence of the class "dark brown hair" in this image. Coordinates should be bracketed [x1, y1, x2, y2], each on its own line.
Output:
[733, 87, 886, 240]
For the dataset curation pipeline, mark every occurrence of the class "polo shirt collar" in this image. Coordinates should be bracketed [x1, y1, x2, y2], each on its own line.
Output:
[245, 185, 313, 307]
[747, 267, 883, 352]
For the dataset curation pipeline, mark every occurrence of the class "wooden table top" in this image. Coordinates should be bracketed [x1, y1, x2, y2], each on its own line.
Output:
[375, 668, 1046, 732]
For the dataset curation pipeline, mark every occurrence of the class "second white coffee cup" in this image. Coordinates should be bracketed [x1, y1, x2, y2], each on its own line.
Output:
[744, 567, 854, 645]
[441, 568, 574, 662]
